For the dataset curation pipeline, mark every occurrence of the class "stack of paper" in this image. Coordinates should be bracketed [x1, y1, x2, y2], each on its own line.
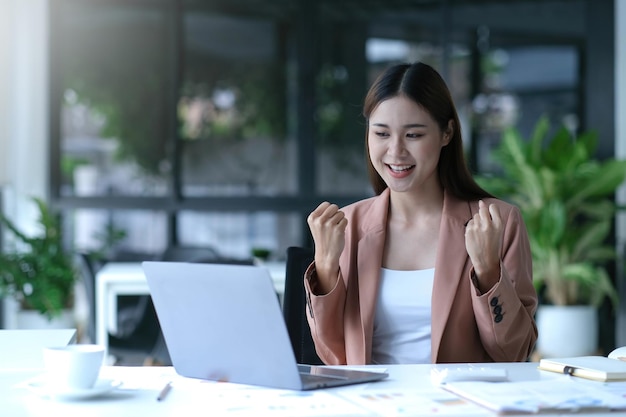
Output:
[442, 378, 626, 414]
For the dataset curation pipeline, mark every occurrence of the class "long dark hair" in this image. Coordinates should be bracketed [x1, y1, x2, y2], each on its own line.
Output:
[363, 62, 492, 200]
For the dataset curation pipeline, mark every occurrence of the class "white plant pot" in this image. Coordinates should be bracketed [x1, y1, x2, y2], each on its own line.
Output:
[536, 305, 598, 358]
[16, 309, 75, 330]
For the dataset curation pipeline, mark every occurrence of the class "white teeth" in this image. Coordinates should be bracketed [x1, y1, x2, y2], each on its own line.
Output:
[388, 164, 412, 172]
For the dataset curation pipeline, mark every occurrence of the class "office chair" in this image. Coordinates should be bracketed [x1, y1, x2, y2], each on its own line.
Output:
[282, 246, 323, 365]
[75, 252, 101, 344]
[76, 251, 156, 344]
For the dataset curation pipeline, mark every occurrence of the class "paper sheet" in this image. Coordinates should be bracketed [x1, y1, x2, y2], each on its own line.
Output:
[442, 378, 626, 413]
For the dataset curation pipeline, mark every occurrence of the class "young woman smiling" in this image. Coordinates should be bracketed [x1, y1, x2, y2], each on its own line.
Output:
[305, 62, 537, 365]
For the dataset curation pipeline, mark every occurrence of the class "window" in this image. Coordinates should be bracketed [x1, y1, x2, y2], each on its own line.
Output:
[49, 0, 585, 261]
[179, 12, 293, 198]
[56, 1, 171, 198]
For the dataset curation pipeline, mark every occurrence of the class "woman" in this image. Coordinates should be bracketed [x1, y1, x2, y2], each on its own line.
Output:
[305, 62, 537, 365]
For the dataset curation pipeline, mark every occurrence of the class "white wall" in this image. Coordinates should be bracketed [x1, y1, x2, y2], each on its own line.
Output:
[0, 0, 49, 328]
[0, 0, 48, 234]
[0, 1, 14, 187]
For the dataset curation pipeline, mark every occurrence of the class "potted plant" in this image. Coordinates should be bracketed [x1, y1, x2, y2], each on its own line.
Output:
[476, 115, 626, 357]
[0, 197, 77, 324]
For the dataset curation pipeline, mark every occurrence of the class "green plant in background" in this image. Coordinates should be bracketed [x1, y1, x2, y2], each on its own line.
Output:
[251, 247, 272, 262]
[86, 222, 128, 263]
[0, 198, 77, 320]
[476, 116, 626, 307]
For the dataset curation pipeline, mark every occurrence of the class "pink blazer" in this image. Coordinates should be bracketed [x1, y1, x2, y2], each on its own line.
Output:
[304, 188, 538, 365]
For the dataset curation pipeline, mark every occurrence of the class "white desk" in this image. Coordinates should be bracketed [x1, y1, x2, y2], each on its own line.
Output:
[95, 261, 286, 353]
[0, 329, 77, 369]
[2, 362, 625, 416]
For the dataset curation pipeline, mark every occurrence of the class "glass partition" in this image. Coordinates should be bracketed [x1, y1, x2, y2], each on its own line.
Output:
[56, 1, 171, 197]
[179, 11, 293, 197]
[71, 208, 167, 257]
[177, 211, 301, 261]
[50, 0, 585, 261]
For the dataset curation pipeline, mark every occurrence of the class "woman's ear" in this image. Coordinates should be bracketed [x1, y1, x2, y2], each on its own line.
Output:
[442, 119, 454, 146]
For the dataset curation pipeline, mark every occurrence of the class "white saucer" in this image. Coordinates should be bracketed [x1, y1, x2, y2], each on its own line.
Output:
[25, 378, 123, 400]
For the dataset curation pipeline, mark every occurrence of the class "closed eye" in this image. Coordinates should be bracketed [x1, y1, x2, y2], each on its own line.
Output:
[406, 133, 424, 139]
[374, 131, 390, 138]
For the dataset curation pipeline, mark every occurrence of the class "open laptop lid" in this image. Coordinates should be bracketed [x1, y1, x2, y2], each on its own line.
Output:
[143, 261, 304, 390]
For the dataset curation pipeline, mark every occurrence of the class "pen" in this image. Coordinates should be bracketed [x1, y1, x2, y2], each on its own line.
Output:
[157, 382, 172, 401]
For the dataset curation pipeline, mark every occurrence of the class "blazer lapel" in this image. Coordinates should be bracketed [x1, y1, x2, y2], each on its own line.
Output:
[431, 190, 474, 361]
[356, 190, 389, 362]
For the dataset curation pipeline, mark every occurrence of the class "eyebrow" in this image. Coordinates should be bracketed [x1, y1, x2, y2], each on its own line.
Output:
[370, 122, 427, 128]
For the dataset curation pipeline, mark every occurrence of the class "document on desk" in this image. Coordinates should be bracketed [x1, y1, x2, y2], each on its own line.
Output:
[442, 378, 626, 414]
[335, 388, 488, 416]
[101, 366, 375, 416]
[170, 382, 378, 416]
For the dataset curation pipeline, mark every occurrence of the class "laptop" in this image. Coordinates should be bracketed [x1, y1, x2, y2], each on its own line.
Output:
[0, 328, 77, 369]
[142, 261, 388, 390]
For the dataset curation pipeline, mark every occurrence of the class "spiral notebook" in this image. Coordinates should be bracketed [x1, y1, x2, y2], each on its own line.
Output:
[538, 355, 626, 381]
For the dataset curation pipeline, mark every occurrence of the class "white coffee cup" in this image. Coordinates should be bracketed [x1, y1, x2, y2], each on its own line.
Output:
[43, 344, 105, 390]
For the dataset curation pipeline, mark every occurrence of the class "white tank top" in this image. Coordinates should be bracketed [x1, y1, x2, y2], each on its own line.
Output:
[371, 267, 435, 364]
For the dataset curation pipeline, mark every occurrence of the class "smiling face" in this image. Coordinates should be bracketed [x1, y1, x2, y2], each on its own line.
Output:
[367, 94, 451, 194]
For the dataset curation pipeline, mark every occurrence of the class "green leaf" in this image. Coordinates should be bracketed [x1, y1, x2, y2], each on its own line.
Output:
[0, 197, 77, 319]
[476, 116, 626, 307]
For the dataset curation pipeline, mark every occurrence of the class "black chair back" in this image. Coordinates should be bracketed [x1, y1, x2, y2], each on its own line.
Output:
[160, 245, 221, 263]
[75, 252, 101, 343]
[282, 246, 323, 365]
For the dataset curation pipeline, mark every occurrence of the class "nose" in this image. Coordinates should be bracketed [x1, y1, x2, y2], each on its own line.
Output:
[387, 135, 407, 157]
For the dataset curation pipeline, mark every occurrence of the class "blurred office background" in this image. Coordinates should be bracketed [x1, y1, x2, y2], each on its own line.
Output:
[0, 0, 625, 348]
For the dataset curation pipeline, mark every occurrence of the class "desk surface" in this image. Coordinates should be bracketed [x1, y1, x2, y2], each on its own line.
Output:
[2, 362, 625, 417]
[0, 330, 77, 369]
